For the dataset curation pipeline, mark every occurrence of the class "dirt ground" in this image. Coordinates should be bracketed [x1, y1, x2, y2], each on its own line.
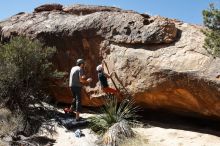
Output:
[1, 106, 220, 146]
[37, 109, 220, 146]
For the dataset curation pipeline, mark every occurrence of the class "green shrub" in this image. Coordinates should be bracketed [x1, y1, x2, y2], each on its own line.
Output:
[203, 3, 220, 57]
[88, 95, 140, 145]
[89, 96, 139, 135]
[0, 36, 62, 112]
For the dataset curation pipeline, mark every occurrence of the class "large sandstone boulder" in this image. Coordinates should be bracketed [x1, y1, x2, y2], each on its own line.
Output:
[1, 4, 220, 119]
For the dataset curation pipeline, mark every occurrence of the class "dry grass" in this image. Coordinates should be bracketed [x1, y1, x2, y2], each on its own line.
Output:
[0, 108, 23, 137]
[102, 120, 134, 146]
[0, 141, 7, 146]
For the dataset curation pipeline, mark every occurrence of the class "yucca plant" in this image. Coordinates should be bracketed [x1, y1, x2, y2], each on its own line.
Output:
[88, 95, 140, 146]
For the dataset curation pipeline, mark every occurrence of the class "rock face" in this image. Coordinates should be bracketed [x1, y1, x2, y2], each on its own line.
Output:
[1, 4, 220, 119]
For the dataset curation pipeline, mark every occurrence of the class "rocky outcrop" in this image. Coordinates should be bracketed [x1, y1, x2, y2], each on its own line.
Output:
[34, 4, 63, 12]
[1, 4, 220, 119]
[105, 22, 220, 118]
[63, 4, 136, 15]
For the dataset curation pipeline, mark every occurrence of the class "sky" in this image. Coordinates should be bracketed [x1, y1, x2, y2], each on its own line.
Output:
[0, 0, 219, 24]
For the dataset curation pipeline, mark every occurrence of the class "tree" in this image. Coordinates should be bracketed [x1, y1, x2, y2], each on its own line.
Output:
[0, 36, 62, 113]
[203, 3, 220, 57]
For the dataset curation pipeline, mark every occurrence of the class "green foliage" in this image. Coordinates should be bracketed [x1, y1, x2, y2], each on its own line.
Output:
[0, 36, 62, 112]
[88, 95, 140, 135]
[202, 3, 220, 57]
[203, 29, 220, 57]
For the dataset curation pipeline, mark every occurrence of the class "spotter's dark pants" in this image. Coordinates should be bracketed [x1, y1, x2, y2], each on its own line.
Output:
[70, 86, 82, 112]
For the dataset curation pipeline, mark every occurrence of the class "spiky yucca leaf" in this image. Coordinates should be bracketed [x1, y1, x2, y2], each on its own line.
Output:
[117, 98, 140, 121]
[88, 116, 108, 135]
[88, 95, 140, 135]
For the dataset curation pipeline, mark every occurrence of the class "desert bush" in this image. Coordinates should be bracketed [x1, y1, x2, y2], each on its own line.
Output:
[0, 36, 63, 113]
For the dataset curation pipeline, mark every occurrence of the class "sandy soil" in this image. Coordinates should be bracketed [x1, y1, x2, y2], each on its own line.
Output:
[133, 127, 220, 146]
[51, 127, 98, 146]
[37, 112, 220, 146]
[38, 113, 99, 146]
[1, 104, 219, 146]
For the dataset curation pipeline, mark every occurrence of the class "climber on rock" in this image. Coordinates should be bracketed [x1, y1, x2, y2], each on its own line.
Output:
[96, 63, 119, 95]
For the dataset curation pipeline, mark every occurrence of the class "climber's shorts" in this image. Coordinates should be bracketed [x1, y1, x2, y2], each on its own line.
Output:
[102, 87, 118, 94]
